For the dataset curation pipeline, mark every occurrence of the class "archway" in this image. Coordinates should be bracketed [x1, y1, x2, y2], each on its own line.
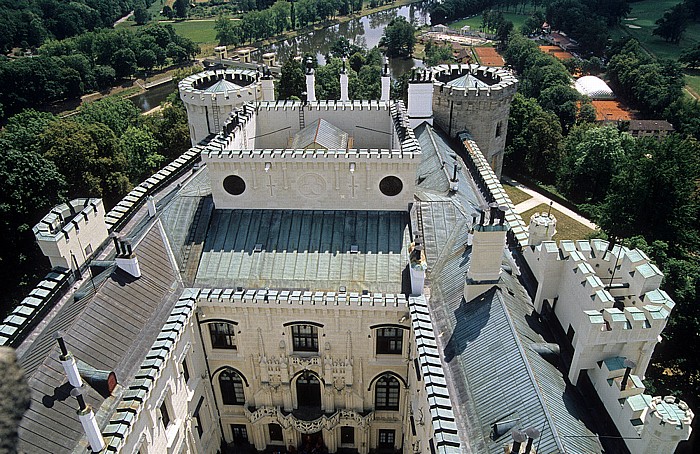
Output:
[295, 371, 322, 414]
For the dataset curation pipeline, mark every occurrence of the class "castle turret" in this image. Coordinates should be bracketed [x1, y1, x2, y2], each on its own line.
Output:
[431, 64, 518, 177]
[179, 68, 265, 145]
[528, 210, 557, 246]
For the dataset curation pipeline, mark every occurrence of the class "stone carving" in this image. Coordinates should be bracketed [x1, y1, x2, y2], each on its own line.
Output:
[297, 173, 326, 198]
[245, 406, 374, 433]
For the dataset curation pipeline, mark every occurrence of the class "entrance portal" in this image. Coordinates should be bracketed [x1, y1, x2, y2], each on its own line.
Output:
[299, 431, 325, 454]
[296, 371, 321, 408]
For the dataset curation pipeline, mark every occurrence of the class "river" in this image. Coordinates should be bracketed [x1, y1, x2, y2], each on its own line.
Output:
[130, 1, 431, 112]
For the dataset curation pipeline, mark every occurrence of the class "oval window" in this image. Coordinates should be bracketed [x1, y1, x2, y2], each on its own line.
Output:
[223, 175, 246, 195]
[379, 176, 403, 196]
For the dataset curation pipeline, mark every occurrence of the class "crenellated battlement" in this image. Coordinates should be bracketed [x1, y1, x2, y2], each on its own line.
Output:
[32, 198, 103, 241]
[178, 68, 261, 105]
[432, 64, 518, 98]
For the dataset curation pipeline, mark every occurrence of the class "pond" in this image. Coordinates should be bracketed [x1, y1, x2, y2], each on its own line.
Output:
[128, 81, 178, 112]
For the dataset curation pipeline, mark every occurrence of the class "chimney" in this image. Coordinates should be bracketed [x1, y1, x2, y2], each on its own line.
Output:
[71, 388, 106, 453]
[464, 204, 507, 302]
[112, 234, 141, 278]
[146, 195, 157, 218]
[340, 59, 349, 102]
[261, 66, 275, 102]
[449, 163, 459, 192]
[511, 429, 527, 453]
[407, 69, 434, 129]
[381, 57, 391, 101]
[305, 57, 316, 102]
[409, 235, 427, 296]
[524, 427, 540, 454]
[55, 331, 84, 388]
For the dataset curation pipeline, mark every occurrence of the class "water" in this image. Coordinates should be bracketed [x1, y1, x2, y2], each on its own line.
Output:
[130, 2, 431, 112]
[256, 2, 430, 77]
[129, 81, 177, 112]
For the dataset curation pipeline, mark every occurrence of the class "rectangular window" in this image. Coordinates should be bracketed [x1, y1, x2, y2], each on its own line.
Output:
[376, 327, 403, 354]
[341, 426, 354, 444]
[291, 324, 318, 352]
[193, 397, 204, 438]
[378, 429, 395, 448]
[268, 423, 283, 441]
[209, 322, 237, 349]
[231, 424, 248, 443]
[160, 401, 171, 429]
[182, 358, 190, 383]
[84, 244, 93, 257]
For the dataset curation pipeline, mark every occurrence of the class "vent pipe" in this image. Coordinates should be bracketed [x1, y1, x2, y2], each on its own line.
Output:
[112, 234, 141, 278]
[71, 387, 106, 452]
[54, 331, 83, 388]
[524, 427, 540, 454]
[512, 429, 527, 453]
[146, 195, 156, 218]
[621, 359, 636, 391]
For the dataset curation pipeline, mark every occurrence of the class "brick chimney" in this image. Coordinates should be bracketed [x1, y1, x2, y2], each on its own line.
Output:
[464, 204, 507, 302]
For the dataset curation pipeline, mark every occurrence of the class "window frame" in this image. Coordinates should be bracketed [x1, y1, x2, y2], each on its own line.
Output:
[208, 322, 237, 350]
[182, 357, 190, 383]
[268, 423, 284, 442]
[219, 369, 245, 405]
[160, 400, 171, 429]
[375, 375, 400, 411]
[291, 324, 319, 352]
[375, 327, 404, 355]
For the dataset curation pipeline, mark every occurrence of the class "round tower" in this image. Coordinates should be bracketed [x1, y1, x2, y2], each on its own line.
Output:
[635, 396, 694, 454]
[178, 68, 267, 145]
[431, 64, 518, 177]
[528, 211, 557, 246]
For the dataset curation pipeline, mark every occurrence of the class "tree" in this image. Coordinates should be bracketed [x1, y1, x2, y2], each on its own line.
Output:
[162, 5, 174, 19]
[653, 3, 690, 44]
[138, 49, 157, 71]
[680, 43, 700, 67]
[134, 5, 151, 25]
[278, 55, 305, 99]
[119, 126, 164, 182]
[215, 16, 241, 46]
[174, 0, 188, 18]
[557, 125, 634, 204]
[77, 97, 140, 137]
[381, 16, 415, 58]
[111, 48, 137, 79]
[1, 109, 56, 153]
[539, 84, 581, 131]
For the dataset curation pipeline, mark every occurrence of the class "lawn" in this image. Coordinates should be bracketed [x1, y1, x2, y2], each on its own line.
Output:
[167, 20, 219, 43]
[521, 203, 594, 241]
[501, 181, 532, 205]
[448, 7, 540, 34]
[613, 0, 700, 61]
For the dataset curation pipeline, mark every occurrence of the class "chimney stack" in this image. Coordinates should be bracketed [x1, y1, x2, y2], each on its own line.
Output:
[71, 388, 106, 453]
[340, 59, 349, 102]
[381, 57, 391, 101]
[450, 163, 459, 191]
[305, 57, 316, 102]
[464, 203, 508, 302]
[407, 68, 434, 129]
[112, 234, 141, 278]
[524, 427, 540, 454]
[409, 235, 427, 296]
[146, 195, 157, 218]
[261, 66, 275, 102]
[511, 429, 527, 453]
[55, 331, 84, 388]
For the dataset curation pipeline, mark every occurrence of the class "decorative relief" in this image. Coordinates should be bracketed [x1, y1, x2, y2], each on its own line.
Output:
[245, 406, 374, 433]
[297, 173, 326, 199]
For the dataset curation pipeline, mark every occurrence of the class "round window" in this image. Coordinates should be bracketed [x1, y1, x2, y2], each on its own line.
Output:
[223, 175, 246, 195]
[379, 176, 403, 196]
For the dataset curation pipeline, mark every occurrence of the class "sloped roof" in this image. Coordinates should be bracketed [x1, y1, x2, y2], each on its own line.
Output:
[446, 73, 490, 89]
[575, 76, 615, 100]
[290, 118, 349, 150]
[202, 78, 243, 93]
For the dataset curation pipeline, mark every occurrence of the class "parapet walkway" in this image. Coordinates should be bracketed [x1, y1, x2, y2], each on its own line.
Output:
[503, 176, 598, 230]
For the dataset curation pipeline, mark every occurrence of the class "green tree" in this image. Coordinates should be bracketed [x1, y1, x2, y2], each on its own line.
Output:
[174, 0, 188, 18]
[77, 97, 140, 137]
[653, 3, 690, 44]
[1, 109, 56, 153]
[120, 126, 164, 182]
[381, 16, 415, 58]
[134, 5, 151, 25]
[162, 5, 174, 19]
[278, 55, 305, 99]
[423, 41, 453, 66]
[215, 16, 241, 46]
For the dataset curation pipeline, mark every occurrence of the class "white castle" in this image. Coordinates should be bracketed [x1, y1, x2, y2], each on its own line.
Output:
[1, 60, 693, 454]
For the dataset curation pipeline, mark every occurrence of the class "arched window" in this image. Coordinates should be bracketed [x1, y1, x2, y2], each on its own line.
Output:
[219, 369, 245, 405]
[375, 375, 400, 411]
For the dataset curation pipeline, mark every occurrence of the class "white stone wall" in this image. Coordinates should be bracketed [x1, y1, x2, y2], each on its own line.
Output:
[34, 199, 108, 270]
[119, 324, 221, 454]
[197, 291, 410, 453]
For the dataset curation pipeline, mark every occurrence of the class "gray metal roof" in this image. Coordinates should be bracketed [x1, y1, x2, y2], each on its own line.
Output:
[203, 78, 243, 93]
[17, 225, 183, 453]
[290, 119, 349, 150]
[445, 73, 490, 89]
[414, 123, 604, 454]
[193, 209, 410, 293]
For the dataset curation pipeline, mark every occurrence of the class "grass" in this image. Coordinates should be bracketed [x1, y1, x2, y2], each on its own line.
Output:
[613, 0, 700, 61]
[167, 20, 219, 43]
[521, 203, 594, 241]
[448, 7, 540, 34]
[501, 181, 532, 205]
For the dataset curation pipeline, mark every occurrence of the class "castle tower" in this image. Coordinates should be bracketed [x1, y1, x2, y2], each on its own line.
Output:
[431, 64, 518, 177]
[179, 68, 265, 145]
[33, 198, 107, 272]
[528, 211, 557, 246]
